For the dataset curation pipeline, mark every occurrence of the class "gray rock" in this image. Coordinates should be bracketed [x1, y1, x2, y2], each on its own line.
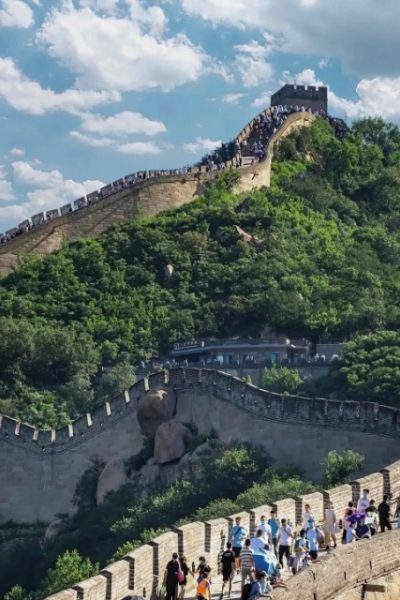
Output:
[137, 387, 176, 438]
[96, 458, 127, 504]
[154, 420, 191, 464]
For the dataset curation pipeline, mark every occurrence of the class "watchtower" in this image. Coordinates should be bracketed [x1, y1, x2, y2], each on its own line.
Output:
[271, 84, 328, 113]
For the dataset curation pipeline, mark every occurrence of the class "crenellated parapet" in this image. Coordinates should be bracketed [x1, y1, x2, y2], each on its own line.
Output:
[1, 367, 400, 456]
[42, 459, 400, 600]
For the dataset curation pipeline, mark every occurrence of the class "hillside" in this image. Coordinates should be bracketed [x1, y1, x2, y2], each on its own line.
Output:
[1, 117, 400, 427]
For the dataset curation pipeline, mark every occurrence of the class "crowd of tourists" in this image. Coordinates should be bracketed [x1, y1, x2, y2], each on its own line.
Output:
[0, 107, 348, 249]
[162, 491, 400, 600]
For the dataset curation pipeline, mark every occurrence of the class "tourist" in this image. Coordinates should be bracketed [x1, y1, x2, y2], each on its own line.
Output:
[277, 518, 293, 569]
[357, 489, 370, 513]
[257, 515, 272, 545]
[232, 516, 247, 572]
[302, 504, 315, 530]
[342, 502, 355, 544]
[220, 542, 235, 599]
[324, 501, 337, 550]
[365, 504, 378, 536]
[196, 567, 211, 600]
[378, 495, 392, 532]
[163, 553, 180, 600]
[240, 538, 255, 587]
[250, 529, 269, 552]
[248, 571, 273, 600]
[178, 555, 193, 600]
[345, 521, 359, 544]
[196, 557, 208, 583]
[268, 511, 280, 556]
[305, 521, 321, 560]
[356, 516, 371, 539]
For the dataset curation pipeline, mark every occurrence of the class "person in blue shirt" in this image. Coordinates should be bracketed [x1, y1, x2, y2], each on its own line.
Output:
[231, 516, 247, 572]
[306, 521, 321, 560]
[267, 510, 280, 556]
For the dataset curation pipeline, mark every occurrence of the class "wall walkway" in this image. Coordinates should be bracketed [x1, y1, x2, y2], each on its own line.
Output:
[0, 111, 314, 275]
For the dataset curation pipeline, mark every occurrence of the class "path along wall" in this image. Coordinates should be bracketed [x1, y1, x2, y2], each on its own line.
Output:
[0, 111, 315, 276]
[2, 368, 400, 524]
[44, 463, 400, 600]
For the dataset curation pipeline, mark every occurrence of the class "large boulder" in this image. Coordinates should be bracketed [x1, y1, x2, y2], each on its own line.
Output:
[154, 420, 192, 464]
[137, 387, 176, 438]
[44, 518, 65, 541]
[96, 458, 127, 504]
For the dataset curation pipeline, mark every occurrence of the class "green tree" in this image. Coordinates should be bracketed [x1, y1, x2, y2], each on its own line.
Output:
[3, 586, 31, 600]
[263, 366, 305, 395]
[322, 450, 365, 487]
[39, 551, 98, 598]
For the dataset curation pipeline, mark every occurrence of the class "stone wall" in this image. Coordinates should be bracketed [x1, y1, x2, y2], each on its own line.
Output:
[44, 470, 400, 600]
[2, 367, 400, 524]
[0, 111, 314, 276]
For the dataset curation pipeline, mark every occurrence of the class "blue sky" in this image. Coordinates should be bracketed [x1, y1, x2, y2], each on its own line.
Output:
[0, 0, 399, 231]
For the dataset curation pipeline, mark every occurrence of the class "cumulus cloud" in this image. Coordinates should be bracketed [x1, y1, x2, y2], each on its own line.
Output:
[0, 161, 105, 222]
[234, 40, 274, 87]
[251, 91, 273, 108]
[180, 0, 400, 78]
[183, 137, 221, 154]
[116, 141, 163, 154]
[0, 165, 14, 201]
[80, 111, 166, 136]
[69, 131, 115, 147]
[9, 147, 25, 157]
[37, 2, 212, 93]
[222, 93, 247, 105]
[0, 0, 33, 28]
[0, 58, 120, 115]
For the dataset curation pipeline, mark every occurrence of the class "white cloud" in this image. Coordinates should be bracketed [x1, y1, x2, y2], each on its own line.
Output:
[0, 0, 33, 28]
[0, 58, 120, 115]
[0, 161, 105, 222]
[319, 58, 329, 69]
[252, 91, 273, 108]
[0, 165, 14, 201]
[180, 0, 400, 78]
[80, 111, 166, 136]
[234, 40, 274, 88]
[116, 141, 163, 154]
[79, 0, 119, 13]
[37, 2, 212, 93]
[222, 93, 247, 105]
[9, 147, 25, 157]
[183, 137, 221, 154]
[69, 131, 115, 147]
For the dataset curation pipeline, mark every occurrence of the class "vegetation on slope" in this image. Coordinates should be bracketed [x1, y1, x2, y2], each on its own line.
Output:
[2, 117, 400, 424]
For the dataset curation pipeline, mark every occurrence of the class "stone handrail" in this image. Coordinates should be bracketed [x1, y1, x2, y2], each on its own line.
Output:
[44, 456, 400, 600]
[1, 367, 400, 455]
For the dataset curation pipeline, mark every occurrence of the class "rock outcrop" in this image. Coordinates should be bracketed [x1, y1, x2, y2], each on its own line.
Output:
[137, 387, 176, 438]
[154, 420, 192, 464]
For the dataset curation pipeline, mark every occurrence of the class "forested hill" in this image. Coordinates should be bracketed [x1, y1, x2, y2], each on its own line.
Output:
[1, 117, 400, 428]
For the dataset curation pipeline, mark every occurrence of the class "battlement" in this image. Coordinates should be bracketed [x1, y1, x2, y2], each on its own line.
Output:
[271, 83, 328, 113]
[1, 368, 400, 455]
[0, 109, 317, 275]
[43, 466, 400, 600]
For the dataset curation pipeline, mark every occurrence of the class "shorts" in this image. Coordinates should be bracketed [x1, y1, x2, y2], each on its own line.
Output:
[222, 569, 233, 583]
[233, 547, 241, 558]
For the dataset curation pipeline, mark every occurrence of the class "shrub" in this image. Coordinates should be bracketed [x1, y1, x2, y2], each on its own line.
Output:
[322, 450, 365, 487]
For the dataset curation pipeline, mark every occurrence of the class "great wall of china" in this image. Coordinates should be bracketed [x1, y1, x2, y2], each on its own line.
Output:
[2, 368, 400, 599]
[0, 109, 315, 276]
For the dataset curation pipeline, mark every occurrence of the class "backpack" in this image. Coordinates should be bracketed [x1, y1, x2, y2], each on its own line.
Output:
[241, 583, 253, 600]
[176, 561, 185, 584]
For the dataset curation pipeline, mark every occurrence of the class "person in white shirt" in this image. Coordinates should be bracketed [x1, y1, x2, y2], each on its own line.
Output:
[302, 504, 315, 530]
[357, 489, 370, 514]
[250, 529, 269, 552]
[324, 501, 337, 550]
[277, 519, 293, 568]
[346, 521, 359, 544]
[257, 515, 272, 545]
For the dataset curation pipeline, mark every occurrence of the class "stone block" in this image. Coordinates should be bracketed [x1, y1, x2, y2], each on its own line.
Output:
[272, 498, 296, 527]
[123, 544, 154, 597]
[351, 473, 384, 506]
[175, 521, 205, 563]
[150, 531, 179, 588]
[73, 575, 107, 600]
[324, 484, 353, 519]
[100, 560, 130, 600]
[296, 491, 324, 526]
